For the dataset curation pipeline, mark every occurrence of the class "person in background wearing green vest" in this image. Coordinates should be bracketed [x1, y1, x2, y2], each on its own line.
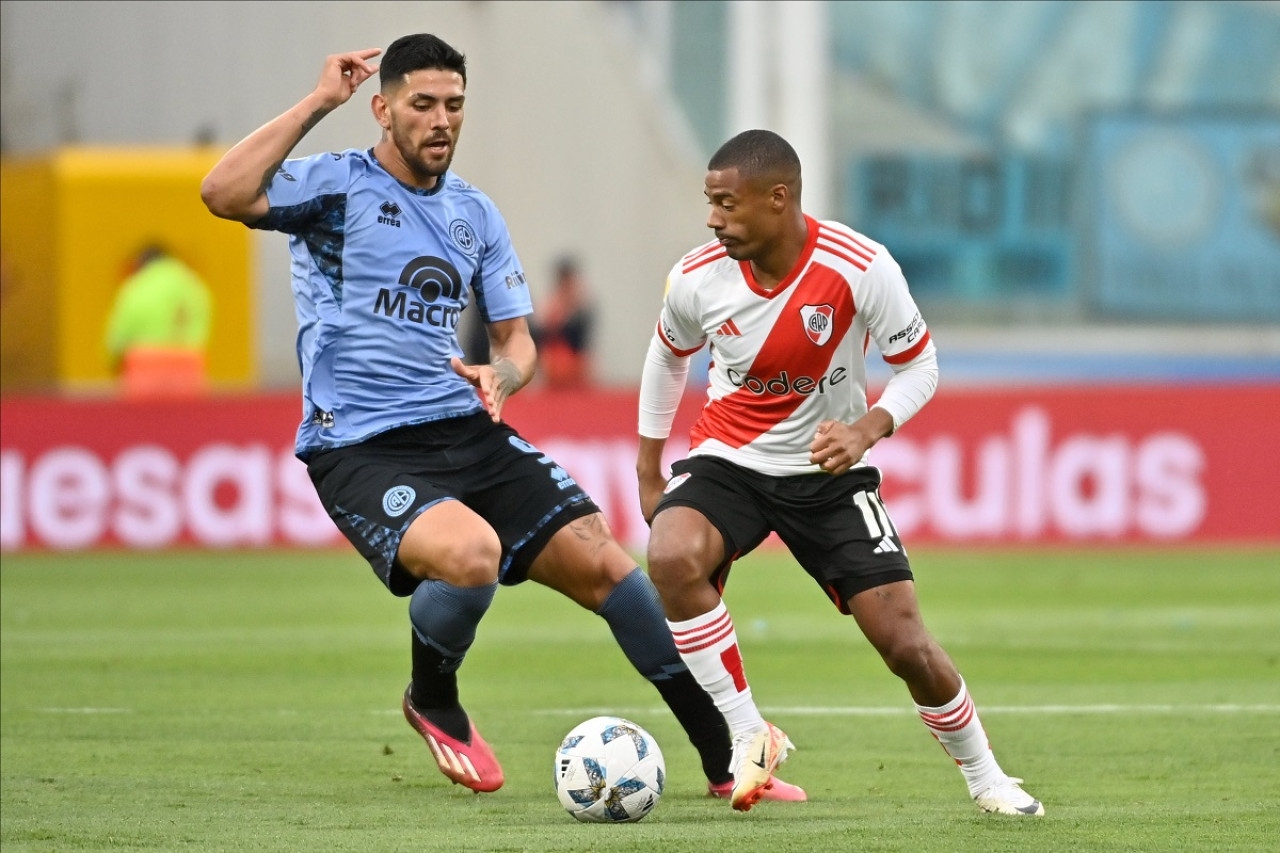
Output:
[104, 243, 213, 394]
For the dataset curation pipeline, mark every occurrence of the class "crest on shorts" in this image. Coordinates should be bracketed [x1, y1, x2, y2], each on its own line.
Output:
[800, 304, 835, 346]
[663, 473, 692, 494]
[382, 485, 417, 518]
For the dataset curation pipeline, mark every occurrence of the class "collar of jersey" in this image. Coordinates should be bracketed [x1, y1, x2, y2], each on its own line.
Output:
[367, 148, 449, 196]
[739, 215, 820, 299]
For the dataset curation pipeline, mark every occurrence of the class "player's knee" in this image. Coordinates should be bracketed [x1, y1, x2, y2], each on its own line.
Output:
[452, 550, 502, 587]
[567, 558, 640, 612]
[401, 530, 501, 587]
[877, 635, 937, 681]
[555, 552, 635, 611]
[645, 542, 703, 592]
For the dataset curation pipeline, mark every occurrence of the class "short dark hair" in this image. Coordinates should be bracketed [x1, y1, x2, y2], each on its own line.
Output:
[380, 33, 467, 89]
[708, 129, 801, 192]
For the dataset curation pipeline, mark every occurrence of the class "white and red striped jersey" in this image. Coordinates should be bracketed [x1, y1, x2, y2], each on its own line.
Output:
[640, 216, 937, 476]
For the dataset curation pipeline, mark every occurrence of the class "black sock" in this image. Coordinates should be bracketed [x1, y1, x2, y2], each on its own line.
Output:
[595, 569, 734, 784]
[651, 668, 733, 784]
[408, 630, 470, 741]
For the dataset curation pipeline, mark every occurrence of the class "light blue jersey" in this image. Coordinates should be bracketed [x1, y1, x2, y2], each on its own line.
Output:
[252, 148, 533, 459]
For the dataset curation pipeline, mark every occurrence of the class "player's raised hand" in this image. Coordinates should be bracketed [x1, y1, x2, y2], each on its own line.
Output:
[313, 49, 381, 109]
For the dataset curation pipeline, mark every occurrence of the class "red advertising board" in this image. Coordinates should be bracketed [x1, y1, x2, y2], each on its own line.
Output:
[2, 384, 1277, 553]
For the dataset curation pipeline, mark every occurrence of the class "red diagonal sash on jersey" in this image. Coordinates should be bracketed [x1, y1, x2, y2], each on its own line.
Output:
[691, 263, 855, 449]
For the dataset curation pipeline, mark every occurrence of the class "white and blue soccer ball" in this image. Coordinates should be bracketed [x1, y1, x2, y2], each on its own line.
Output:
[554, 716, 665, 823]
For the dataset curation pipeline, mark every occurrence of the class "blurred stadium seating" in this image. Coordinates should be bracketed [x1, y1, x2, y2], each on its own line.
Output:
[3, 0, 1278, 388]
[637, 0, 1280, 333]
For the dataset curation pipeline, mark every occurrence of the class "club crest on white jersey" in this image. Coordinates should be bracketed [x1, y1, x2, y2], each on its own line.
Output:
[800, 304, 835, 346]
[652, 216, 934, 476]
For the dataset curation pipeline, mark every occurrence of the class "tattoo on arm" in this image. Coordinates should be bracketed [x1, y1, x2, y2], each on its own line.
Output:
[300, 107, 327, 134]
[256, 162, 285, 195]
[493, 358, 524, 398]
[255, 108, 329, 195]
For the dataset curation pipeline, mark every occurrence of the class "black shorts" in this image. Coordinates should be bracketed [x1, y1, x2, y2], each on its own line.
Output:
[652, 455, 913, 613]
[306, 413, 599, 596]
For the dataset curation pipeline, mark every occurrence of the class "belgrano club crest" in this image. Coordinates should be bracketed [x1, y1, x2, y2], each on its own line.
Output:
[800, 304, 834, 345]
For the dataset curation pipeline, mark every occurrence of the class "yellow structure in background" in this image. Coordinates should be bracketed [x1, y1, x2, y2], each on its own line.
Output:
[0, 147, 254, 393]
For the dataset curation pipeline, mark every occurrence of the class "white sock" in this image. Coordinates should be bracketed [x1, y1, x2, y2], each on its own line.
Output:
[915, 678, 1005, 796]
[667, 601, 766, 737]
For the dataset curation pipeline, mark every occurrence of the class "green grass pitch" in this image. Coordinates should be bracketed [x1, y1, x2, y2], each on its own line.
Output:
[2, 546, 1278, 852]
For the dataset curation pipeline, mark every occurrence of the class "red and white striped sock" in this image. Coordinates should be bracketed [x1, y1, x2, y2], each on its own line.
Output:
[668, 601, 766, 736]
[916, 678, 1005, 796]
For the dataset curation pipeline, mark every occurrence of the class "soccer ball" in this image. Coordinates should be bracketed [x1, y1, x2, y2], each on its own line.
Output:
[554, 716, 665, 823]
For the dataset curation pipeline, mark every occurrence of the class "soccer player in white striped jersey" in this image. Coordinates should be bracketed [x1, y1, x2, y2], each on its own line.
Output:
[637, 129, 1043, 816]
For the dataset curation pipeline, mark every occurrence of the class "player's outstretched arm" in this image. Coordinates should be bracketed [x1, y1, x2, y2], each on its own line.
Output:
[201, 49, 381, 223]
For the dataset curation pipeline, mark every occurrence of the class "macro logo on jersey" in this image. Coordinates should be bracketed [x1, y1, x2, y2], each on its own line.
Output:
[449, 219, 479, 257]
[373, 256, 464, 329]
[800, 304, 834, 346]
[378, 201, 402, 228]
[382, 485, 417, 517]
[401, 257, 463, 302]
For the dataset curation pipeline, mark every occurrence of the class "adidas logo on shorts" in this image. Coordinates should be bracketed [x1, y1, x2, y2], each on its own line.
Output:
[872, 537, 899, 554]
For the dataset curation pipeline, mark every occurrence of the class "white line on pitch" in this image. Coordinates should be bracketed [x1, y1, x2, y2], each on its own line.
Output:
[35, 704, 1277, 717]
[519, 703, 1280, 717]
[771, 704, 1280, 715]
[36, 708, 133, 714]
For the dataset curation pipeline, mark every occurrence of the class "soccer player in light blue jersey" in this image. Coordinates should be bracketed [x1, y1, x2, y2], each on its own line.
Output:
[200, 34, 772, 800]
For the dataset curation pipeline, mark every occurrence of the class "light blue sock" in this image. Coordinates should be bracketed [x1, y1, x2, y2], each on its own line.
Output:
[596, 567, 688, 682]
[409, 578, 497, 667]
